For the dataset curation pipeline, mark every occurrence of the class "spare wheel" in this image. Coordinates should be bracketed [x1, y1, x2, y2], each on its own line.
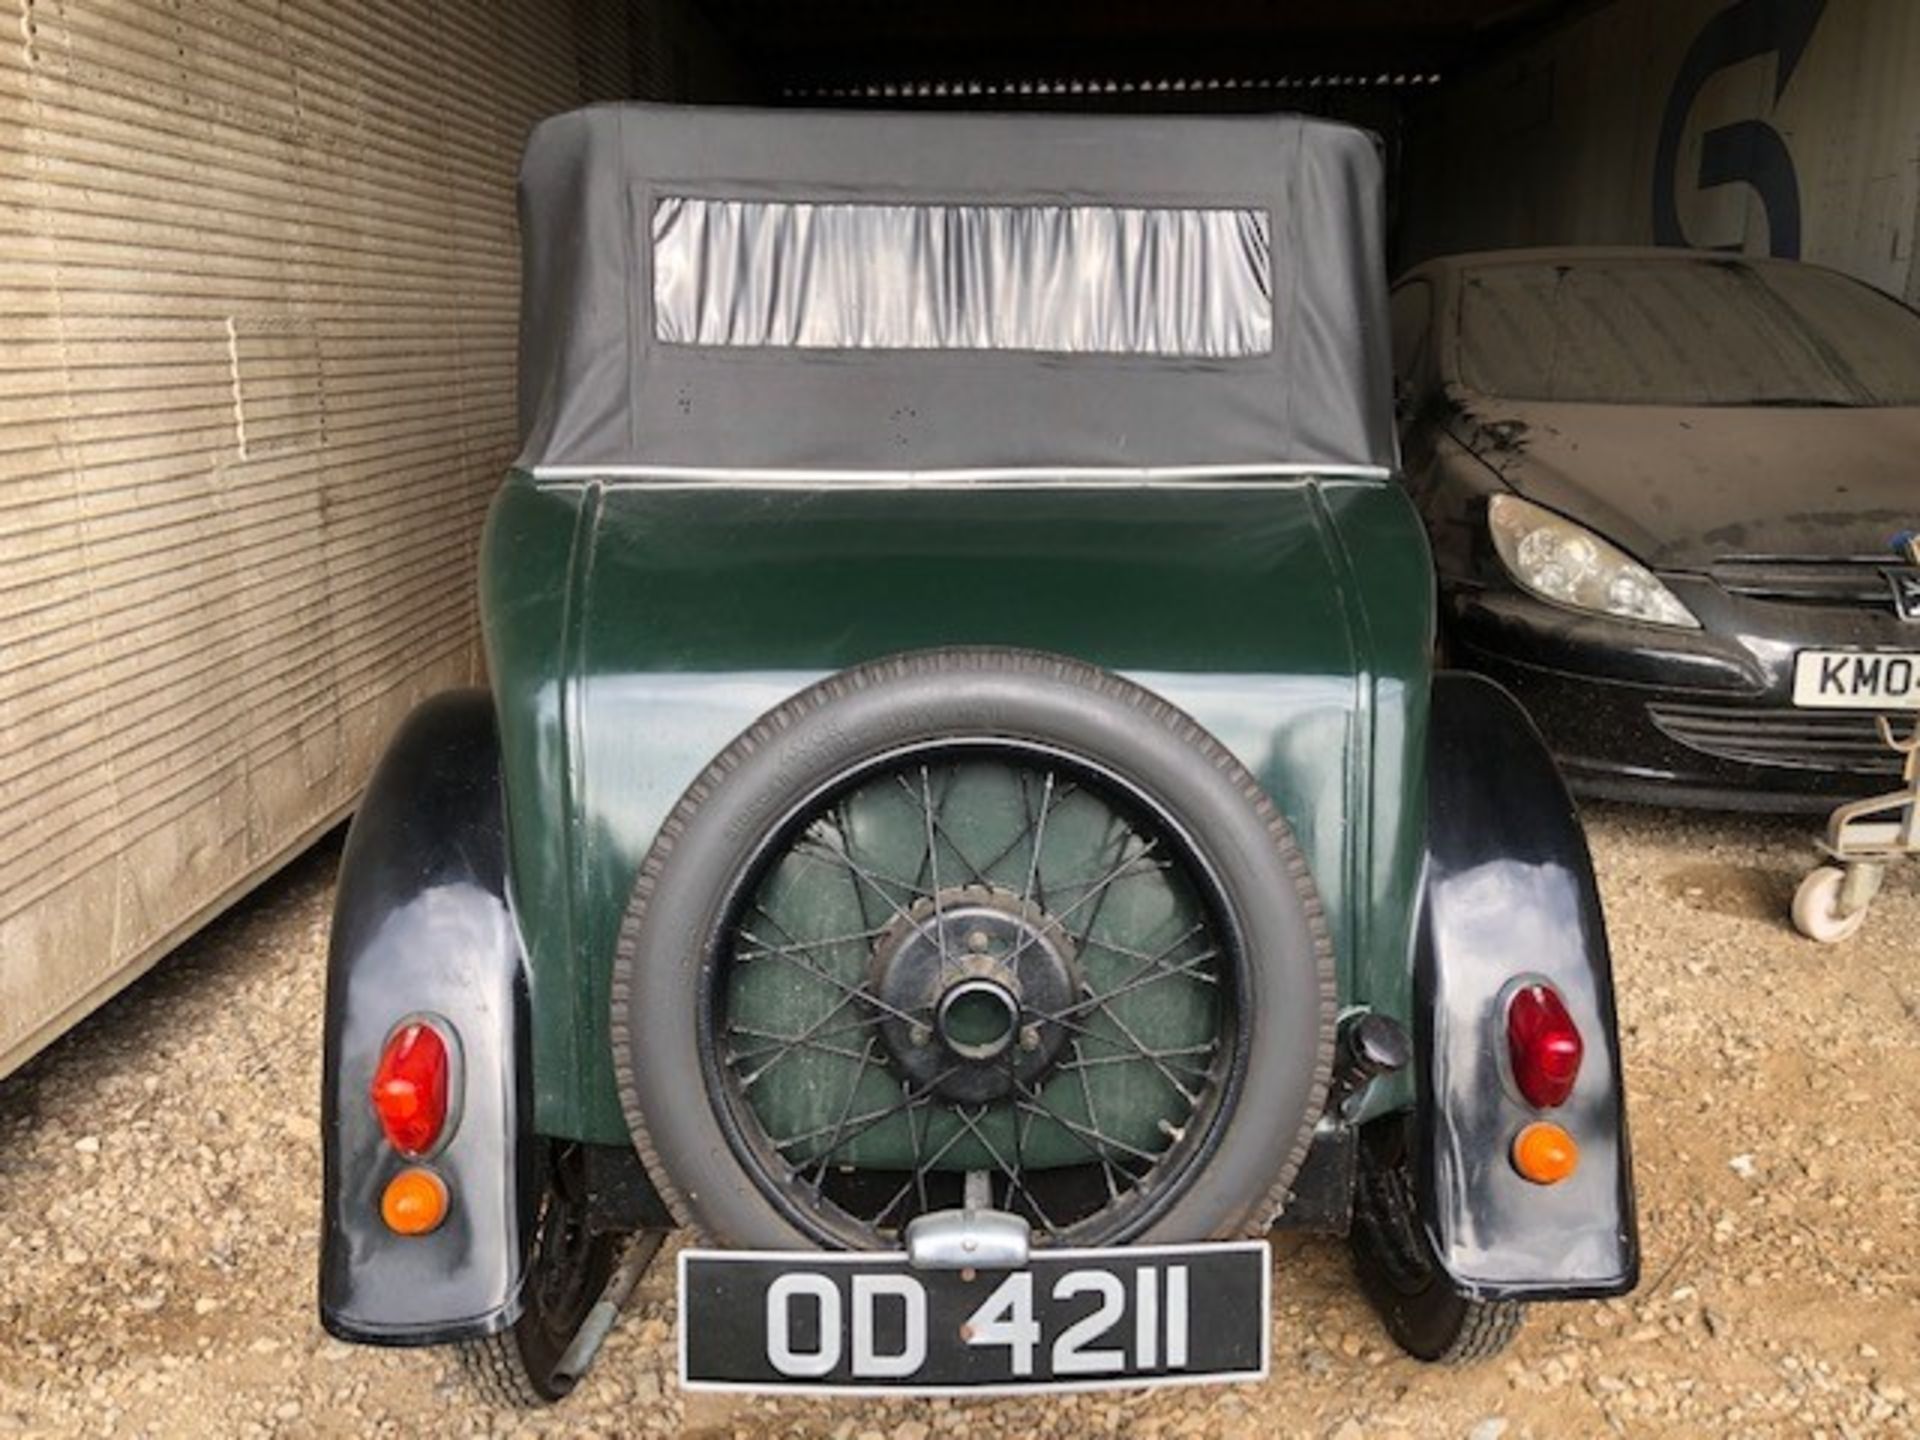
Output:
[611, 648, 1334, 1248]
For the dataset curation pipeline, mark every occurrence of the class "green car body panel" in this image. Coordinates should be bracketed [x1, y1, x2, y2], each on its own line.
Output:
[481, 470, 1435, 1149]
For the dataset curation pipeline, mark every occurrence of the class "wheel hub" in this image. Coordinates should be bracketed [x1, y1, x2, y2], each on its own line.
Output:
[870, 885, 1078, 1104]
[936, 977, 1021, 1059]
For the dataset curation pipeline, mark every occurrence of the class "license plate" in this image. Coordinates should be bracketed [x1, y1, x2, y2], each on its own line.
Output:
[1792, 650, 1920, 710]
[677, 1241, 1269, 1396]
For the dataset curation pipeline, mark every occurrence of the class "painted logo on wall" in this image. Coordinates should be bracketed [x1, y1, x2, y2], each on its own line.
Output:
[1652, 0, 1827, 258]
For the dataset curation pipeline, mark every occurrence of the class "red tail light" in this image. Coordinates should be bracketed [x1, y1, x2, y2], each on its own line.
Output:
[1506, 983, 1583, 1108]
[370, 1021, 451, 1156]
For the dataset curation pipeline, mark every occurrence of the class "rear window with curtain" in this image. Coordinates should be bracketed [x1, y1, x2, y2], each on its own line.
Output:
[651, 196, 1274, 358]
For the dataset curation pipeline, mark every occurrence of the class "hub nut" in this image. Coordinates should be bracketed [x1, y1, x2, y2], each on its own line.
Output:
[868, 885, 1080, 1104]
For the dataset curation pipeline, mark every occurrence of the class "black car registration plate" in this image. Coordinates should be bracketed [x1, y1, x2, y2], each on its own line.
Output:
[678, 1241, 1269, 1395]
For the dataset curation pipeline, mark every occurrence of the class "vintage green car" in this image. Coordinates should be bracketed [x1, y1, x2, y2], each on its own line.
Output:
[320, 104, 1637, 1402]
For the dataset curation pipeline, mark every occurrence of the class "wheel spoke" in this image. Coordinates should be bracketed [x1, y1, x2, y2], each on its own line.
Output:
[1076, 919, 1209, 970]
[1045, 854, 1174, 898]
[1072, 991, 1205, 1106]
[730, 1004, 871, 1085]
[738, 1033, 870, 1079]
[1067, 1035, 1125, 1202]
[1025, 1079, 1144, 1183]
[731, 1016, 877, 1050]
[1040, 1004, 1211, 1103]
[803, 1035, 883, 1183]
[918, 765, 951, 986]
[896, 769, 994, 889]
[738, 918, 924, 1028]
[998, 839, 1162, 974]
[791, 835, 930, 910]
[971, 777, 1081, 884]
[835, 798, 881, 940]
[771, 1067, 958, 1154]
[734, 921, 894, 962]
[742, 899, 854, 963]
[1053, 1043, 1217, 1078]
[1018, 769, 1058, 918]
[1036, 943, 1222, 1025]
[1006, 1001, 1043, 1215]
[903, 1086, 931, 1221]
[871, 1114, 976, 1226]
[1015, 1082, 1165, 1166]
[949, 1104, 1061, 1236]
[802, 829, 934, 930]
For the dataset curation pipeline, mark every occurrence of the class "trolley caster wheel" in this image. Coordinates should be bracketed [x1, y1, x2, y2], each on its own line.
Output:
[1791, 866, 1870, 944]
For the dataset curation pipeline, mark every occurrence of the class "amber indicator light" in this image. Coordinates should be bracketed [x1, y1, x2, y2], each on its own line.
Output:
[380, 1167, 449, 1235]
[1511, 1121, 1579, 1185]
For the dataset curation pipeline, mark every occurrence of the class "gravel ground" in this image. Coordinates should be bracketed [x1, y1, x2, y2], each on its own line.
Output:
[1, 802, 1916, 1438]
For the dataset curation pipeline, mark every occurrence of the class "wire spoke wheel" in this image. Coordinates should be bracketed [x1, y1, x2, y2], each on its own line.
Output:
[704, 745, 1244, 1247]
[613, 650, 1333, 1250]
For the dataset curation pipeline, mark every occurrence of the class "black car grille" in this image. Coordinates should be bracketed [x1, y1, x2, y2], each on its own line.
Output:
[1649, 703, 1907, 775]
[1708, 556, 1903, 612]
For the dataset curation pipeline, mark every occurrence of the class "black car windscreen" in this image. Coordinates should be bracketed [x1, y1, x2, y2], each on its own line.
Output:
[652, 198, 1274, 358]
[1457, 258, 1920, 407]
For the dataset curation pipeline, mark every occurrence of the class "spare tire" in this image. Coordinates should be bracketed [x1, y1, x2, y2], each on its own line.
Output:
[611, 648, 1333, 1248]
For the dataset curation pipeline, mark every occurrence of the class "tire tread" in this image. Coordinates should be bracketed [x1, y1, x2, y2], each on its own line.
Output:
[1432, 1299, 1525, 1365]
[458, 1331, 546, 1408]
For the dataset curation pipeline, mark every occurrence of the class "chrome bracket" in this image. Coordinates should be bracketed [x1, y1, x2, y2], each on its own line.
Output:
[903, 1206, 1031, 1271]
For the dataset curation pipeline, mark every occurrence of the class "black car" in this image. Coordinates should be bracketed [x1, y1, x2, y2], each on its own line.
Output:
[1391, 247, 1920, 811]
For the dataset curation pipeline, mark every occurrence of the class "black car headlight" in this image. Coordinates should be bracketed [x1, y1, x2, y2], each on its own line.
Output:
[1488, 495, 1700, 629]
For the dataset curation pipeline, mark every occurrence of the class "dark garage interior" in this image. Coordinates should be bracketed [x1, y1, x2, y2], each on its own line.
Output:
[623, 0, 1882, 275]
[688, 0, 1565, 105]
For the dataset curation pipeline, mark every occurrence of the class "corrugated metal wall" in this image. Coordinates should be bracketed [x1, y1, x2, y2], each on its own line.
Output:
[1403, 0, 1920, 301]
[0, 0, 725, 1078]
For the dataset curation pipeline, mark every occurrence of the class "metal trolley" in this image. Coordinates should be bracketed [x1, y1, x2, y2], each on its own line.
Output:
[1792, 715, 1920, 942]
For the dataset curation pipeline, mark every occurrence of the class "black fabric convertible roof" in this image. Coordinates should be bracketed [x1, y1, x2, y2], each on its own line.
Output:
[515, 104, 1394, 476]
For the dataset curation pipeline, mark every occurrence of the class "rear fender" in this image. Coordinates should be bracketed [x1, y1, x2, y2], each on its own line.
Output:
[319, 690, 535, 1344]
[1417, 672, 1638, 1300]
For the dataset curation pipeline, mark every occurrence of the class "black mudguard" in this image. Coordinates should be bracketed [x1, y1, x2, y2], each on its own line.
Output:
[320, 690, 536, 1344]
[1418, 672, 1639, 1300]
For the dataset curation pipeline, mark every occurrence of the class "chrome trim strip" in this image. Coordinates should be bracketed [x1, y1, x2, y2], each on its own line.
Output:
[528, 462, 1391, 488]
